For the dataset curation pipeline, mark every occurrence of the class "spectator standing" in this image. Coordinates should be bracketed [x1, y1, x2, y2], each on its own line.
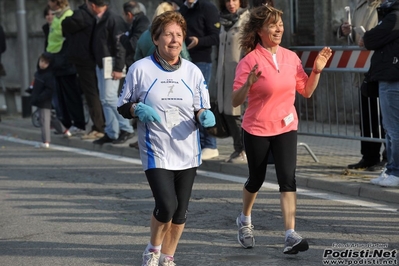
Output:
[0, 24, 6, 122]
[362, 0, 399, 187]
[42, 5, 55, 51]
[0, 24, 5, 66]
[62, 1, 106, 140]
[117, 11, 215, 266]
[31, 53, 67, 148]
[119, 1, 149, 141]
[134, 1, 191, 62]
[216, 0, 250, 163]
[338, 0, 386, 171]
[119, 1, 150, 69]
[46, 0, 86, 136]
[169, 0, 183, 10]
[232, 5, 332, 253]
[180, 0, 221, 160]
[86, 0, 134, 145]
[138, 2, 147, 15]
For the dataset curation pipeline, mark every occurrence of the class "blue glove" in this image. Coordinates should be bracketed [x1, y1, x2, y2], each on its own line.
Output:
[135, 102, 161, 123]
[199, 109, 216, 128]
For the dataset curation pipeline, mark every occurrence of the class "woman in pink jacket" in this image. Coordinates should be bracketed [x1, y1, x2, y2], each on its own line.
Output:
[232, 5, 332, 254]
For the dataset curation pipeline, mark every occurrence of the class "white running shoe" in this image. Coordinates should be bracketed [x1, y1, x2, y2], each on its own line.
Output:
[370, 169, 388, 185]
[159, 256, 176, 266]
[236, 216, 255, 248]
[141, 249, 160, 266]
[68, 126, 84, 136]
[63, 130, 72, 138]
[379, 174, 399, 187]
[35, 142, 49, 149]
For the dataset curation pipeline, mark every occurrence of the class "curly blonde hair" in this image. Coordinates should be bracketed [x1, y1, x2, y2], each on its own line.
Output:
[240, 5, 282, 56]
[152, 2, 175, 21]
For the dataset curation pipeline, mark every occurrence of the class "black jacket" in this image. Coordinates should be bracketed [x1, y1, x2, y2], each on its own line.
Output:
[31, 58, 55, 109]
[180, 0, 220, 63]
[0, 24, 5, 55]
[363, 1, 399, 81]
[119, 12, 150, 68]
[42, 23, 50, 51]
[91, 8, 127, 71]
[62, 3, 96, 66]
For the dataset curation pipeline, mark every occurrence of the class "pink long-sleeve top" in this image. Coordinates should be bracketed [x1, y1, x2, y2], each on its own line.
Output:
[233, 43, 309, 137]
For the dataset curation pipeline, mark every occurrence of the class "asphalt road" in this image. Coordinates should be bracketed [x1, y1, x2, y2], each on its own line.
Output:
[0, 137, 398, 266]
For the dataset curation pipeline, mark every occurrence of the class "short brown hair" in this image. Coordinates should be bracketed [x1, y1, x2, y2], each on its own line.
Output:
[150, 11, 186, 43]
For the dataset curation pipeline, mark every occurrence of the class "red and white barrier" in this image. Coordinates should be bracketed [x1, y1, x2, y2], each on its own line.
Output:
[296, 49, 373, 71]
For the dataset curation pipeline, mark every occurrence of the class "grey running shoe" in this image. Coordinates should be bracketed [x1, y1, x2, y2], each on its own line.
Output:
[159, 256, 176, 266]
[141, 249, 160, 266]
[283, 231, 309, 254]
[236, 216, 255, 248]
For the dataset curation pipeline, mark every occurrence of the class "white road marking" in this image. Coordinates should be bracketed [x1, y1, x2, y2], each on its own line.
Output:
[2, 135, 397, 213]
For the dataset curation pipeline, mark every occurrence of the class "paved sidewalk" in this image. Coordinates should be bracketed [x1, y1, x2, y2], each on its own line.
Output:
[0, 114, 398, 205]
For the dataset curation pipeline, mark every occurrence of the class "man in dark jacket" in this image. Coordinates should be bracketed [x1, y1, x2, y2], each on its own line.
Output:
[0, 24, 6, 68]
[0, 24, 6, 122]
[0, 24, 6, 79]
[339, 0, 386, 171]
[86, 0, 134, 145]
[119, 1, 150, 68]
[180, 0, 221, 160]
[62, 2, 106, 140]
[362, 0, 399, 187]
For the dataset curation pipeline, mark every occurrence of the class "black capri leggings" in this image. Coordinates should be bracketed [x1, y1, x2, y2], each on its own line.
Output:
[145, 167, 197, 224]
[243, 130, 297, 193]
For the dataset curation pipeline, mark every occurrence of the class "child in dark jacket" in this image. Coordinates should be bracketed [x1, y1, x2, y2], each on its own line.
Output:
[30, 53, 66, 148]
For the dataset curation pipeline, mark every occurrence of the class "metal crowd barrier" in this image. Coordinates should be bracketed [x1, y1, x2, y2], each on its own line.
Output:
[290, 46, 385, 161]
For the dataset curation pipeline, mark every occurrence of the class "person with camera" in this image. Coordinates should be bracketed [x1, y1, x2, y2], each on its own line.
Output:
[338, 0, 387, 172]
[0, 24, 5, 122]
[361, 0, 399, 187]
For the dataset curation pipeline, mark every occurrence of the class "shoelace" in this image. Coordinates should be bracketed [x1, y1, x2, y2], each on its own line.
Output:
[239, 224, 254, 238]
[143, 251, 159, 266]
[161, 260, 176, 266]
